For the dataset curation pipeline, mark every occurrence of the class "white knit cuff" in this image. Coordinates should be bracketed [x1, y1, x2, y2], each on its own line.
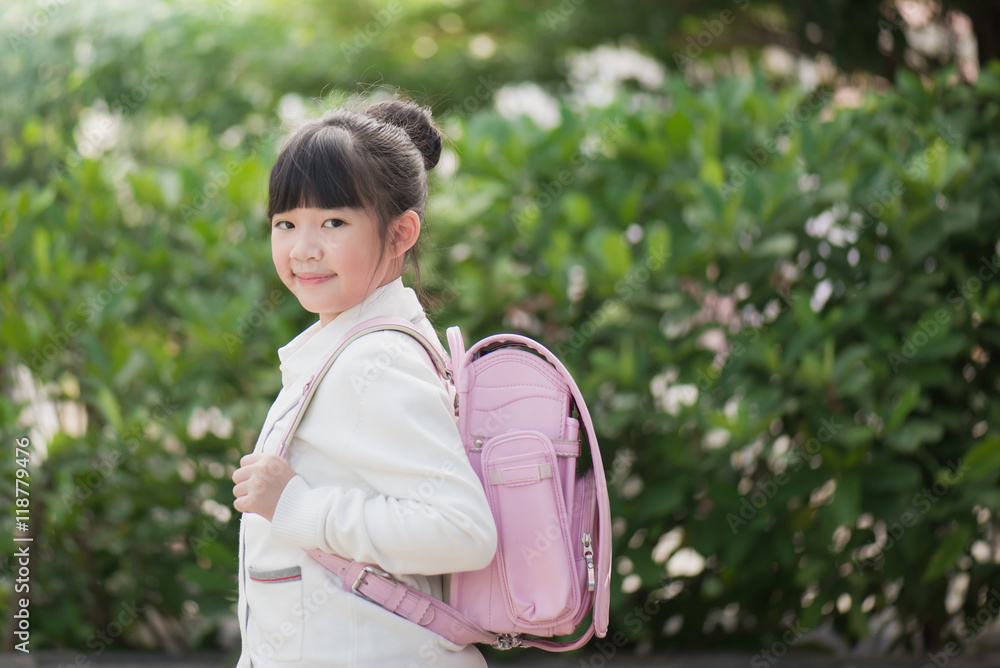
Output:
[270, 474, 321, 549]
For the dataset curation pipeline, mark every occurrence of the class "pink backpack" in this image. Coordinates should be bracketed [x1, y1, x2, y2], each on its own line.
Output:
[277, 316, 612, 651]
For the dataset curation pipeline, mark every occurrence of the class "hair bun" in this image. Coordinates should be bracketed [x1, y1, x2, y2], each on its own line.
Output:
[365, 100, 443, 171]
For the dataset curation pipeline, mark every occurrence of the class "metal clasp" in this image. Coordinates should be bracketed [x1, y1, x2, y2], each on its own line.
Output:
[492, 633, 523, 650]
[351, 565, 393, 601]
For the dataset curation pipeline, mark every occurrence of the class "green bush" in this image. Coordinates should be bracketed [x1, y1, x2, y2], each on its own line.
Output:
[2, 0, 1000, 654]
[422, 65, 1000, 650]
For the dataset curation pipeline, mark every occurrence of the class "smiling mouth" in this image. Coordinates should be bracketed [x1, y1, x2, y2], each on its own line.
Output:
[295, 273, 334, 285]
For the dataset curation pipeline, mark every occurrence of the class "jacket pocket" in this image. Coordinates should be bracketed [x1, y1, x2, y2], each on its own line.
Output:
[246, 565, 304, 662]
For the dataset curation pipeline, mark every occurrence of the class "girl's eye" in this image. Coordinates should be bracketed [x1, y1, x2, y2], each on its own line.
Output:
[271, 217, 344, 230]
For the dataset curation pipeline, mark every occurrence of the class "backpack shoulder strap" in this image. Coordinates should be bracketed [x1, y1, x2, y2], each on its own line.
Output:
[277, 316, 447, 459]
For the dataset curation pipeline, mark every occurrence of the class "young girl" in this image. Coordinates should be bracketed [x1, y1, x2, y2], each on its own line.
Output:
[231, 97, 498, 667]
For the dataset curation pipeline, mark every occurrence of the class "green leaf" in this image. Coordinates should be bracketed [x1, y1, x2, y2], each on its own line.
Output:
[886, 419, 943, 454]
[32, 227, 52, 276]
[831, 343, 871, 383]
[699, 158, 724, 187]
[961, 437, 1000, 481]
[665, 112, 693, 148]
[29, 187, 57, 216]
[752, 232, 797, 258]
[886, 384, 921, 431]
[94, 385, 124, 431]
[923, 525, 971, 582]
[617, 181, 644, 223]
[828, 475, 860, 528]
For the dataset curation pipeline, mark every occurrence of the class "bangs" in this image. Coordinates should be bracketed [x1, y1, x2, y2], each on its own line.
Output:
[267, 124, 369, 219]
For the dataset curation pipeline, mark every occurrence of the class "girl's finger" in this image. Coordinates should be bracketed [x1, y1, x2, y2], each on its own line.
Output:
[240, 453, 260, 466]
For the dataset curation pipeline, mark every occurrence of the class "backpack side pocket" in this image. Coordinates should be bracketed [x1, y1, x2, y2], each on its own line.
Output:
[482, 430, 579, 630]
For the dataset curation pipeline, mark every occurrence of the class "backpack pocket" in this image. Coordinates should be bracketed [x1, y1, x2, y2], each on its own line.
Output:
[482, 430, 579, 629]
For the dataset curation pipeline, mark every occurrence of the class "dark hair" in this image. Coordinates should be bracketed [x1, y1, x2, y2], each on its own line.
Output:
[267, 96, 443, 296]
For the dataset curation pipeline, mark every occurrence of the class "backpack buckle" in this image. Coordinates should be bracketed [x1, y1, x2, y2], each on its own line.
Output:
[352, 565, 393, 599]
[492, 633, 523, 650]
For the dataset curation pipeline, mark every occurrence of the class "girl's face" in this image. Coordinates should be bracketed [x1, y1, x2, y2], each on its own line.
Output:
[270, 206, 395, 327]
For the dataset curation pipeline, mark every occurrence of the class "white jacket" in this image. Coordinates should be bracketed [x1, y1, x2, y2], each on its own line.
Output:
[236, 278, 498, 667]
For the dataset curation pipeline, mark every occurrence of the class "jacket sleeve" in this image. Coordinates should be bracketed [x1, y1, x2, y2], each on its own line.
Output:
[269, 331, 498, 575]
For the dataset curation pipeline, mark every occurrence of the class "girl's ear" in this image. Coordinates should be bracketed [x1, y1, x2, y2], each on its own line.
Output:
[389, 210, 421, 258]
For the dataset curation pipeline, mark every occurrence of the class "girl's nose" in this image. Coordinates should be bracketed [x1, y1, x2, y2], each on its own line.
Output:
[290, 231, 322, 261]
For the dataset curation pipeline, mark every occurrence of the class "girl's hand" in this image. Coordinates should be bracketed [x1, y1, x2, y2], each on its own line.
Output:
[231, 453, 297, 522]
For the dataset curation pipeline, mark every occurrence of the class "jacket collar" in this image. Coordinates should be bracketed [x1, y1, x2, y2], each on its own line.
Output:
[276, 277, 427, 389]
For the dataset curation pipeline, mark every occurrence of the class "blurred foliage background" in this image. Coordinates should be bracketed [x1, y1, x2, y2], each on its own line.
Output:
[1, 0, 999, 662]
